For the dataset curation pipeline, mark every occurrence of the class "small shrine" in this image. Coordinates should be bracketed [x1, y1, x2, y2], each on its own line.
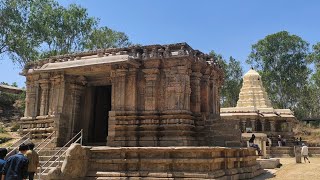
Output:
[220, 69, 297, 144]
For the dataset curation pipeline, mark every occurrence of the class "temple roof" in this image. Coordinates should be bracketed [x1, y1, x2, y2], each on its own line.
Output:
[23, 42, 222, 74]
[236, 69, 272, 108]
[221, 69, 296, 120]
[0, 84, 24, 94]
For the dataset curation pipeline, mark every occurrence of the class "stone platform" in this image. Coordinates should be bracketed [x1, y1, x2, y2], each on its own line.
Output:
[267, 147, 320, 157]
[257, 158, 280, 169]
[47, 144, 264, 180]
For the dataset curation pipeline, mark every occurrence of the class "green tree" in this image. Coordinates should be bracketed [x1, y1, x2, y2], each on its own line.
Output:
[84, 27, 131, 50]
[0, 0, 41, 65]
[0, 0, 131, 66]
[303, 42, 320, 119]
[210, 51, 243, 107]
[247, 31, 310, 117]
[32, 3, 98, 57]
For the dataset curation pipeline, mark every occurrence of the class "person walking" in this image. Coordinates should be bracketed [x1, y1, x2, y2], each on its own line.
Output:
[301, 143, 310, 163]
[25, 143, 39, 180]
[2, 143, 29, 180]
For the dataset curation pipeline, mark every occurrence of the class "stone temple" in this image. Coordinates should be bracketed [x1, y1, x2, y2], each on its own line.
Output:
[221, 69, 297, 145]
[20, 43, 263, 179]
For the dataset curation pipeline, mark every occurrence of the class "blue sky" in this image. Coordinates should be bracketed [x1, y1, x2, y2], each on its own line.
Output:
[1, 0, 320, 87]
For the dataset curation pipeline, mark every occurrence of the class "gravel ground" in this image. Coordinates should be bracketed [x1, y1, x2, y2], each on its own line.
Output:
[253, 157, 320, 180]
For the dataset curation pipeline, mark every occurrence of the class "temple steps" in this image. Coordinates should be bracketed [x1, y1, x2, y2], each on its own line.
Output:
[268, 135, 296, 147]
[85, 171, 227, 180]
[36, 148, 68, 179]
[266, 147, 320, 157]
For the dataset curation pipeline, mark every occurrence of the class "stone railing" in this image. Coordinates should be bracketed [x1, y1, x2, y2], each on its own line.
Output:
[20, 115, 55, 139]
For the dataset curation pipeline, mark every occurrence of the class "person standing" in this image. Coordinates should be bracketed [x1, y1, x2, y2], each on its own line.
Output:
[267, 136, 272, 147]
[277, 135, 282, 147]
[0, 148, 7, 180]
[25, 143, 39, 180]
[2, 144, 29, 180]
[301, 143, 310, 163]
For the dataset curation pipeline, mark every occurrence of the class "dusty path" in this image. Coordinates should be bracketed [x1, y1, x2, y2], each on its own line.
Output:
[254, 158, 320, 180]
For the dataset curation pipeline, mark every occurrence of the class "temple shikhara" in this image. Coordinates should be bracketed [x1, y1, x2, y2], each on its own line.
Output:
[221, 69, 297, 144]
[19, 43, 264, 179]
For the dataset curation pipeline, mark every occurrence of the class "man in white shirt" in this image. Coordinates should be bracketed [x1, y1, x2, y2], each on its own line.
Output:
[301, 143, 310, 163]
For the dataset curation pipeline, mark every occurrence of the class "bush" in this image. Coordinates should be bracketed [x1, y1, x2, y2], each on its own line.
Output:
[0, 127, 6, 133]
[0, 136, 12, 144]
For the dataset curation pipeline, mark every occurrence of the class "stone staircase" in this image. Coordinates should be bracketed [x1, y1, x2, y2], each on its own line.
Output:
[268, 135, 296, 147]
[33, 147, 68, 180]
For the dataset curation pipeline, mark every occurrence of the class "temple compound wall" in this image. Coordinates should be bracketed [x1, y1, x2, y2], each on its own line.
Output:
[20, 43, 224, 147]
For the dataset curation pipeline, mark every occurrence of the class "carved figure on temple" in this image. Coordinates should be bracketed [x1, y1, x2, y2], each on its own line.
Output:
[164, 46, 171, 58]
[142, 48, 149, 60]
[178, 45, 187, 56]
[149, 47, 158, 59]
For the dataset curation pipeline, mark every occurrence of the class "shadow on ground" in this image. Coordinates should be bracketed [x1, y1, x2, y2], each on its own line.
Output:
[252, 170, 276, 180]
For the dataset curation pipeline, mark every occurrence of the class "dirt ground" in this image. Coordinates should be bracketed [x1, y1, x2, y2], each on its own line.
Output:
[254, 157, 320, 180]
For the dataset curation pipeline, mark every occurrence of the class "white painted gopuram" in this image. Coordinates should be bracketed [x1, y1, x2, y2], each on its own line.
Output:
[221, 68, 297, 145]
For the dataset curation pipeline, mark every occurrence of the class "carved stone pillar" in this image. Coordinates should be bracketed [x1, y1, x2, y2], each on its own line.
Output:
[70, 83, 85, 136]
[241, 120, 246, 132]
[209, 77, 214, 114]
[214, 79, 220, 114]
[260, 119, 265, 131]
[200, 75, 210, 114]
[116, 68, 127, 111]
[270, 121, 276, 132]
[24, 77, 36, 117]
[178, 66, 191, 111]
[33, 75, 40, 117]
[126, 68, 138, 111]
[251, 120, 256, 131]
[143, 68, 159, 111]
[39, 79, 50, 116]
[190, 72, 202, 114]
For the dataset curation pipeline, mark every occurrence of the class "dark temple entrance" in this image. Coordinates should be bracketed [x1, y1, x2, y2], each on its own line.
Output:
[81, 85, 112, 144]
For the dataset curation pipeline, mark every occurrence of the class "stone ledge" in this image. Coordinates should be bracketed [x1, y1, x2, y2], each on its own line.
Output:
[257, 158, 280, 169]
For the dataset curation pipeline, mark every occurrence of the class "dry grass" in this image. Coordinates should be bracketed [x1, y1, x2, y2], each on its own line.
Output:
[293, 123, 320, 146]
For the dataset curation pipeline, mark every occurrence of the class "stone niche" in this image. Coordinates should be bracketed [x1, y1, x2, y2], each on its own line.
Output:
[20, 43, 224, 147]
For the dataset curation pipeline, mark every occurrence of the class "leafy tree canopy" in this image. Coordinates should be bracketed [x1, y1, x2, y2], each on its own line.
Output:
[0, 0, 131, 67]
[210, 51, 243, 107]
[247, 31, 310, 116]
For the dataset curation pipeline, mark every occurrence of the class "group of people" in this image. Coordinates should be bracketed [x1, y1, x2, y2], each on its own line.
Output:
[276, 135, 287, 147]
[0, 142, 39, 180]
[248, 134, 311, 163]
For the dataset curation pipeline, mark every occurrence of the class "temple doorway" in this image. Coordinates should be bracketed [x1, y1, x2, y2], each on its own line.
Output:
[91, 86, 112, 143]
[81, 85, 112, 145]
